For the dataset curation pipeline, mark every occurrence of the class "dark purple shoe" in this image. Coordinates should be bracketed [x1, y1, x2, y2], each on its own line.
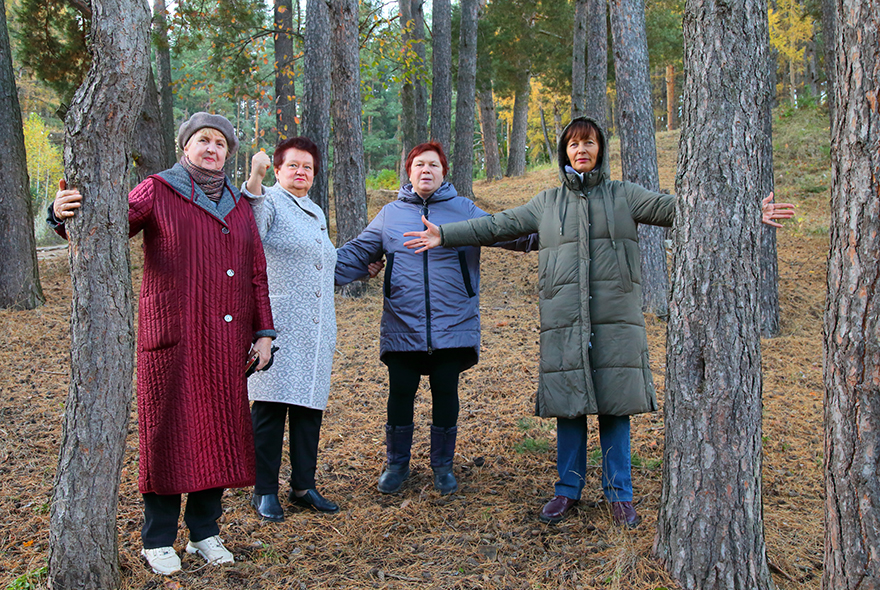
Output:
[611, 501, 641, 528]
[539, 495, 578, 524]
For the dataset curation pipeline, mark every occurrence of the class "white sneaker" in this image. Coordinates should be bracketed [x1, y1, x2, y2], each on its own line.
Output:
[141, 546, 181, 575]
[186, 535, 234, 565]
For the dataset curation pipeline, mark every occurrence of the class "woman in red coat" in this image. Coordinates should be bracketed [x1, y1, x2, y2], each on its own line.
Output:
[50, 113, 275, 576]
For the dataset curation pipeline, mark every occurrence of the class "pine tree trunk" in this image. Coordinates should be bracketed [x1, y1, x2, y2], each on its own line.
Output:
[451, 0, 478, 197]
[823, 0, 880, 584]
[571, 0, 587, 119]
[400, 0, 428, 180]
[759, 54, 780, 338]
[302, 0, 331, 218]
[0, 0, 43, 310]
[329, 0, 367, 297]
[609, 0, 667, 317]
[153, 0, 176, 168]
[653, 0, 774, 586]
[666, 63, 676, 131]
[820, 0, 835, 111]
[430, 0, 452, 152]
[478, 88, 502, 181]
[585, 0, 608, 131]
[275, 0, 297, 141]
[539, 107, 553, 163]
[505, 70, 530, 178]
[47, 0, 148, 587]
[132, 69, 169, 184]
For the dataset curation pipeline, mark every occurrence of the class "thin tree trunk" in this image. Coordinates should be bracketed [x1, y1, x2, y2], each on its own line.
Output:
[275, 0, 297, 140]
[820, 0, 834, 111]
[478, 88, 502, 181]
[451, 0, 478, 197]
[302, 0, 332, 218]
[329, 0, 367, 297]
[153, 0, 176, 168]
[539, 107, 553, 164]
[609, 0, 667, 317]
[571, 0, 587, 119]
[0, 0, 43, 310]
[823, 0, 880, 584]
[430, 0, 452, 152]
[653, 0, 774, 585]
[505, 70, 530, 178]
[666, 63, 675, 131]
[47, 0, 148, 586]
[132, 68, 168, 184]
[585, 0, 608, 131]
[759, 51, 780, 338]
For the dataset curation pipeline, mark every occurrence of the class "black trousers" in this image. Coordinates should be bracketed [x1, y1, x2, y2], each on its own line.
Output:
[384, 348, 472, 428]
[141, 487, 223, 549]
[251, 401, 323, 494]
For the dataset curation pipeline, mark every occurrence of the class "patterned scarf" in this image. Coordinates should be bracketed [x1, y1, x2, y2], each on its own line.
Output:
[180, 156, 227, 203]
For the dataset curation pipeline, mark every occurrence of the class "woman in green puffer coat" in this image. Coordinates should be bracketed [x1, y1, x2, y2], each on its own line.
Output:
[403, 117, 794, 527]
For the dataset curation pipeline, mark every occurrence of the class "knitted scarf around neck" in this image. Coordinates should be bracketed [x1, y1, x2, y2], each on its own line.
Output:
[180, 156, 226, 203]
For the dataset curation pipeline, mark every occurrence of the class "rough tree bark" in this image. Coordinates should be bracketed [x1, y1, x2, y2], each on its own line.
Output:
[820, 0, 834, 112]
[505, 70, 530, 178]
[302, 0, 331, 218]
[665, 64, 676, 131]
[399, 0, 428, 180]
[759, 53, 779, 338]
[585, 0, 608, 131]
[652, 0, 774, 586]
[132, 68, 169, 184]
[451, 0, 478, 197]
[0, 0, 44, 310]
[478, 88, 502, 181]
[571, 0, 587, 120]
[430, 0, 452, 152]
[609, 0, 667, 318]
[152, 0, 176, 168]
[823, 0, 880, 585]
[275, 0, 297, 140]
[329, 0, 367, 297]
[47, 0, 148, 587]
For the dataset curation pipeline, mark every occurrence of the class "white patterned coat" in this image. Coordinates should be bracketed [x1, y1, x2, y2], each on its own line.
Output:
[244, 183, 337, 410]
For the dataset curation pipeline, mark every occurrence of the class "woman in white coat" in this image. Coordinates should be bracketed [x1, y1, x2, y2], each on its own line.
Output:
[243, 137, 342, 520]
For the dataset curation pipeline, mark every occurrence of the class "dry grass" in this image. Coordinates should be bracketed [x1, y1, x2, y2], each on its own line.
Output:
[0, 121, 828, 589]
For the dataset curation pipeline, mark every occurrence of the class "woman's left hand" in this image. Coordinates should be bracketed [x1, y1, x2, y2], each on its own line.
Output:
[761, 192, 796, 228]
[249, 337, 273, 371]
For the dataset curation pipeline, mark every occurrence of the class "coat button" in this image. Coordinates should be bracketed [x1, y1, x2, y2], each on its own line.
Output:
[315, 290, 321, 297]
[316, 263, 323, 270]
[224, 314, 233, 322]
[226, 269, 235, 277]
[222, 227, 230, 234]
[313, 317, 319, 324]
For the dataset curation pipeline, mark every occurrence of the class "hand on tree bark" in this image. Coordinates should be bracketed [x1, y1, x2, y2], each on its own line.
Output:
[761, 192, 796, 228]
[53, 179, 83, 220]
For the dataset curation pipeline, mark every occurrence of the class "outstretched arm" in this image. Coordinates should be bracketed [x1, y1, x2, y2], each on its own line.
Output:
[761, 192, 795, 228]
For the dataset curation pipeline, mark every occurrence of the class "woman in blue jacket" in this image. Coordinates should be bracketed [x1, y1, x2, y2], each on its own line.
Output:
[336, 142, 535, 495]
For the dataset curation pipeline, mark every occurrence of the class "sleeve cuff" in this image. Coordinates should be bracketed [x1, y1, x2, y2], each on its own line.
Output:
[46, 204, 64, 229]
[254, 329, 277, 340]
[241, 184, 266, 203]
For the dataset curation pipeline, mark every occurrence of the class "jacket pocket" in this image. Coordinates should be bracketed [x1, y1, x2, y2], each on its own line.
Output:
[457, 251, 476, 298]
[616, 245, 633, 293]
[139, 290, 181, 351]
[383, 252, 395, 298]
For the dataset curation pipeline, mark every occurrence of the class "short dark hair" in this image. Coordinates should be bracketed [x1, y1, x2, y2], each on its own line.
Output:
[273, 136, 321, 176]
[405, 141, 449, 177]
[563, 119, 604, 162]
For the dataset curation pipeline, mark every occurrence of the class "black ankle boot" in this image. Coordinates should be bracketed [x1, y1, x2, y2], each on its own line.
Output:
[377, 423, 414, 494]
[430, 425, 458, 495]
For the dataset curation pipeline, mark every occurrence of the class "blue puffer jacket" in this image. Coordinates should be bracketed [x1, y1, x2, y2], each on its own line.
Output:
[336, 182, 535, 365]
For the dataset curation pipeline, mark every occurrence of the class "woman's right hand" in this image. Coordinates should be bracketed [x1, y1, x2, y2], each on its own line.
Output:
[402, 216, 441, 254]
[246, 151, 272, 196]
[54, 179, 82, 220]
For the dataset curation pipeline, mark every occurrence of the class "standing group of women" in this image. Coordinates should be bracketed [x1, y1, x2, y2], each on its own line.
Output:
[50, 110, 794, 576]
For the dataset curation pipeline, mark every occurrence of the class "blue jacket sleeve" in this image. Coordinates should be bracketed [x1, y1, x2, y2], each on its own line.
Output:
[335, 206, 387, 286]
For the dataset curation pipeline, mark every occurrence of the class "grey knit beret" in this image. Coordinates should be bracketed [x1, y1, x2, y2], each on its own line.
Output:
[177, 112, 240, 155]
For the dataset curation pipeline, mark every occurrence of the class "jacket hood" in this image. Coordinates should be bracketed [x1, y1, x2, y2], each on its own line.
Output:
[397, 181, 458, 205]
[557, 117, 610, 193]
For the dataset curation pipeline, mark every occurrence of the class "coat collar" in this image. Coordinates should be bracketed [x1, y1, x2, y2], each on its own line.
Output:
[397, 181, 458, 206]
[154, 163, 241, 225]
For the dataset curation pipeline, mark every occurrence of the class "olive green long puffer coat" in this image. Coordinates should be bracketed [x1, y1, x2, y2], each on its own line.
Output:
[440, 118, 675, 418]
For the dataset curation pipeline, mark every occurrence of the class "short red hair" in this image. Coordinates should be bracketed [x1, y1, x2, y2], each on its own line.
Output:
[405, 142, 449, 177]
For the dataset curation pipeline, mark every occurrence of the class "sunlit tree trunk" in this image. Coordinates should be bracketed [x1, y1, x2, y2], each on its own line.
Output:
[653, 0, 774, 585]
[823, 0, 880, 584]
[505, 70, 530, 178]
[47, 0, 148, 586]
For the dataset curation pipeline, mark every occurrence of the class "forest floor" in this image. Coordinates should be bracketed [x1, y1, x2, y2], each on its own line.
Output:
[0, 109, 830, 590]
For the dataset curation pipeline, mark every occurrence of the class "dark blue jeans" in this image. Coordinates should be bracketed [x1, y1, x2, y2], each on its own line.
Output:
[554, 414, 632, 502]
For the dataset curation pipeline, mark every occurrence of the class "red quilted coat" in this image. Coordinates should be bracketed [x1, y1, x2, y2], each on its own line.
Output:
[54, 164, 275, 495]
